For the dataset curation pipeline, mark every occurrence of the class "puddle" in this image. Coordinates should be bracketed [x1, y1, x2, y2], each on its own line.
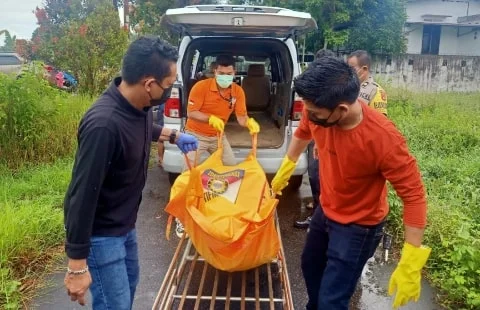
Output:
[350, 248, 443, 310]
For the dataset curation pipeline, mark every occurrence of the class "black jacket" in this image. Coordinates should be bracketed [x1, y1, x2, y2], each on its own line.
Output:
[64, 77, 162, 259]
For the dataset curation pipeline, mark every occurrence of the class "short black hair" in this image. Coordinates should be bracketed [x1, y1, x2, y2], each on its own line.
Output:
[215, 55, 235, 68]
[121, 36, 178, 84]
[347, 50, 371, 69]
[315, 49, 336, 59]
[294, 57, 360, 109]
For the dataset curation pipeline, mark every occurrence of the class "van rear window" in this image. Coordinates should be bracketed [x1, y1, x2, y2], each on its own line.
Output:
[202, 55, 270, 76]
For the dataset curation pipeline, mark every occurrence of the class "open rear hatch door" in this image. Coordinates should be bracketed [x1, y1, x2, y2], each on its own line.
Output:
[162, 5, 317, 38]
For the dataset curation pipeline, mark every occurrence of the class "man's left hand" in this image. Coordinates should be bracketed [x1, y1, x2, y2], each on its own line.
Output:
[64, 271, 92, 306]
[246, 118, 260, 135]
[176, 133, 199, 154]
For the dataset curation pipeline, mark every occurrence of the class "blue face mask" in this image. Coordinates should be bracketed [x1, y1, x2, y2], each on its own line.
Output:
[216, 74, 234, 88]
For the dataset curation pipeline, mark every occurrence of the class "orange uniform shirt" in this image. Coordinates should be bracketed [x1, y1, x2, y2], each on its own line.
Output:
[185, 78, 247, 137]
[295, 103, 427, 228]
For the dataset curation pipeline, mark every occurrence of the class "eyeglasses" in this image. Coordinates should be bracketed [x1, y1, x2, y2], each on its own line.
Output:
[153, 80, 168, 91]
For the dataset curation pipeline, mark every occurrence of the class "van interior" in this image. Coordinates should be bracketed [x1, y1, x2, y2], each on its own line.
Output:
[181, 37, 294, 149]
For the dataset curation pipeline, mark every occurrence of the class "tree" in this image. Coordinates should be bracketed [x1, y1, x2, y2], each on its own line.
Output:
[129, 0, 219, 42]
[32, 0, 119, 63]
[0, 30, 17, 52]
[53, 3, 129, 95]
[345, 0, 407, 54]
[226, 0, 406, 55]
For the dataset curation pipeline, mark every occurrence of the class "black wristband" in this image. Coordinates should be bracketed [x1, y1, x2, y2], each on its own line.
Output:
[169, 129, 178, 144]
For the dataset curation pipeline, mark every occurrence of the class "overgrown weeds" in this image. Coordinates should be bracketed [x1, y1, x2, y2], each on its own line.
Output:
[386, 89, 480, 309]
[0, 70, 91, 169]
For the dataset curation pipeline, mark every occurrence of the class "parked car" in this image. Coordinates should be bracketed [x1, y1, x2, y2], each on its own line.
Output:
[159, 4, 317, 190]
[44, 65, 78, 92]
[0, 52, 25, 75]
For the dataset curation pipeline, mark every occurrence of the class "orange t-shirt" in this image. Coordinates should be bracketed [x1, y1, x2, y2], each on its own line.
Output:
[294, 103, 427, 228]
[185, 78, 247, 136]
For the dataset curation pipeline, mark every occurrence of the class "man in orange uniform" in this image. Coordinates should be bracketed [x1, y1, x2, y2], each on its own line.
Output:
[271, 57, 431, 309]
[184, 54, 259, 166]
[175, 55, 260, 237]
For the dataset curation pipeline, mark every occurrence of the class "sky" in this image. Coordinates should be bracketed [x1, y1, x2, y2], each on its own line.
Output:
[0, 0, 43, 41]
[0, 0, 124, 44]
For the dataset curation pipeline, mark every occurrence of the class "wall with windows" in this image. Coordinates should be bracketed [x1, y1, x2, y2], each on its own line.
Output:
[406, 0, 479, 24]
[406, 24, 480, 56]
[370, 54, 480, 92]
[405, 0, 480, 56]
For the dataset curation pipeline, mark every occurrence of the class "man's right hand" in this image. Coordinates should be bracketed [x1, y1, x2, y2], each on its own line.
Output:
[271, 156, 297, 195]
[64, 260, 92, 306]
[208, 115, 224, 132]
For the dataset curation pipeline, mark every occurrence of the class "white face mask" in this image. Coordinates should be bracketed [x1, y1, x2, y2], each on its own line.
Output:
[216, 74, 234, 88]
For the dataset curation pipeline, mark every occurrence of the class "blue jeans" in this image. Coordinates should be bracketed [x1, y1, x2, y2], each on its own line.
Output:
[302, 208, 384, 310]
[87, 229, 139, 310]
[307, 142, 320, 208]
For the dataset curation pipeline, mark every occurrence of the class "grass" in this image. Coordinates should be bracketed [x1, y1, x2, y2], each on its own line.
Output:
[0, 160, 74, 309]
[385, 89, 480, 309]
[0, 72, 92, 309]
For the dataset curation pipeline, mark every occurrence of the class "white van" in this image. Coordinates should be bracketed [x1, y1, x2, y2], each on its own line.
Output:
[159, 4, 317, 190]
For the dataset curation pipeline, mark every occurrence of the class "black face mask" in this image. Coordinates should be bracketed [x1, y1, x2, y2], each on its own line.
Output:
[308, 109, 340, 128]
[148, 85, 172, 107]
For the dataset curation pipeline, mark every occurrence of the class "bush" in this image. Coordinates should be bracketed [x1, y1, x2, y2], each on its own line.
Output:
[385, 90, 480, 309]
[0, 71, 91, 169]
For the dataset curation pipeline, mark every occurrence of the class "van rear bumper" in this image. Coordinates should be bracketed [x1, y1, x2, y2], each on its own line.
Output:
[162, 148, 308, 176]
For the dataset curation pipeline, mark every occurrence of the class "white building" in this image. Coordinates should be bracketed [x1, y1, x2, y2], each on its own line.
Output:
[405, 0, 480, 56]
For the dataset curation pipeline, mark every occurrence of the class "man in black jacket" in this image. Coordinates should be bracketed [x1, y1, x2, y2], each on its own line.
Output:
[63, 36, 198, 310]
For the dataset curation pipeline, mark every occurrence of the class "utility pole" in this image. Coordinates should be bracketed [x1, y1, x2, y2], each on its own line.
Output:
[123, 0, 130, 36]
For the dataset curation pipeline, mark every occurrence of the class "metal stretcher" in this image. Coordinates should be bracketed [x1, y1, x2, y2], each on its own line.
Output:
[152, 216, 293, 310]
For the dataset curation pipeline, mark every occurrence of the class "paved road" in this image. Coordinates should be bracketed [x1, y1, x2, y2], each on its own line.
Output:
[32, 167, 442, 309]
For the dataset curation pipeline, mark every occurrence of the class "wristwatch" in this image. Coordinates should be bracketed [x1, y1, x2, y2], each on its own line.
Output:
[169, 129, 178, 144]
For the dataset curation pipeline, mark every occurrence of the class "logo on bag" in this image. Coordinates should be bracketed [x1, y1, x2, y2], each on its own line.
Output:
[201, 169, 245, 203]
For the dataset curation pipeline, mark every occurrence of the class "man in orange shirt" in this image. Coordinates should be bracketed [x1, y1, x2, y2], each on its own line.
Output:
[184, 55, 259, 167]
[271, 57, 431, 309]
[175, 55, 260, 238]
[296, 50, 388, 228]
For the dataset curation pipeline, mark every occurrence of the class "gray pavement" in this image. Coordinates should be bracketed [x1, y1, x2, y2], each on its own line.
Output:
[32, 167, 442, 309]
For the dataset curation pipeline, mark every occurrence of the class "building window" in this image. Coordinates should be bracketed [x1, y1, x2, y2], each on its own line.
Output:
[422, 25, 441, 55]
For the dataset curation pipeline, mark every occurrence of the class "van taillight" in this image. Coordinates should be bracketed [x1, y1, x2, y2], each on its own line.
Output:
[292, 94, 304, 121]
[164, 88, 180, 118]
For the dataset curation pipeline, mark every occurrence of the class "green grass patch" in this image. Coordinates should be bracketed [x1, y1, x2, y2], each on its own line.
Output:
[385, 90, 480, 309]
[0, 72, 92, 309]
[0, 160, 73, 309]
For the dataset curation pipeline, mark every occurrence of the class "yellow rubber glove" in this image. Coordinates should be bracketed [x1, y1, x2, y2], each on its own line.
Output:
[246, 117, 260, 134]
[388, 242, 431, 309]
[271, 156, 296, 196]
[208, 115, 224, 132]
